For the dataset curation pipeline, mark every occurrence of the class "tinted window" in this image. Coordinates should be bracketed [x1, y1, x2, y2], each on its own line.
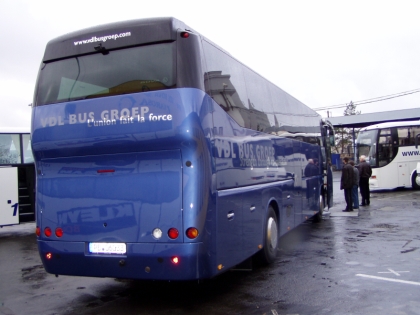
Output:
[22, 134, 34, 163]
[0, 134, 21, 164]
[35, 43, 176, 106]
[356, 129, 378, 166]
[242, 67, 273, 132]
[203, 41, 250, 128]
[202, 39, 320, 135]
[397, 126, 420, 146]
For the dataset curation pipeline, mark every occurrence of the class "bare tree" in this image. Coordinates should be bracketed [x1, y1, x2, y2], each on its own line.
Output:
[333, 101, 361, 154]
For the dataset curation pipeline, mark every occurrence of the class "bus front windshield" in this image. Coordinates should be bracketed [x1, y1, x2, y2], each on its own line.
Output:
[35, 42, 176, 106]
[356, 129, 378, 167]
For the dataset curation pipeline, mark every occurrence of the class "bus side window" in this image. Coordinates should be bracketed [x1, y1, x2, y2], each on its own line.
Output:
[397, 127, 412, 146]
[412, 126, 420, 147]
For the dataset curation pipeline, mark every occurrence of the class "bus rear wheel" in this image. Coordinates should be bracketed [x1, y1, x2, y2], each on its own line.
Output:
[313, 196, 324, 223]
[256, 206, 278, 265]
[412, 171, 420, 190]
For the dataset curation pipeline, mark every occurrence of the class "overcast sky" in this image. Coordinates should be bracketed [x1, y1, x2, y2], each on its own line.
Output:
[1, 0, 420, 129]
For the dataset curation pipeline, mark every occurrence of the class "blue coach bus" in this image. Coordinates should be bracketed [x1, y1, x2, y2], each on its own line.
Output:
[32, 17, 334, 280]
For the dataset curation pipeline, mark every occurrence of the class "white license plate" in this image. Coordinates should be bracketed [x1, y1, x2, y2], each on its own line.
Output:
[89, 242, 126, 255]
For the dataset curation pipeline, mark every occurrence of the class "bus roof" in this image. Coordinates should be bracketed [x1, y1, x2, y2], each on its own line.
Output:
[360, 120, 420, 132]
[43, 17, 190, 62]
[0, 127, 30, 134]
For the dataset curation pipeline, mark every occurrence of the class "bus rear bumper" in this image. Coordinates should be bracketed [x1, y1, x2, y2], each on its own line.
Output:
[37, 240, 212, 280]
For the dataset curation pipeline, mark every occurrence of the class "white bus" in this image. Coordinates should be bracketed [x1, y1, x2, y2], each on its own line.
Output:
[0, 128, 35, 227]
[355, 120, 420, 189]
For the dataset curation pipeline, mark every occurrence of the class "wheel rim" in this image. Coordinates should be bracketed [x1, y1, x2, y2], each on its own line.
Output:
[415, 172, 420, 186]
[267, 217, 278, 250]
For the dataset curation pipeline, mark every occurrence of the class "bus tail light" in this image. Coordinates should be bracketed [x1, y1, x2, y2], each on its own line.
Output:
[46, 252, 53, 260]
[168, 228, 179, 239]
[171, 256, 180, 264]
[186, 227, 199, 239]
[97, 169, 115, 173]
[44, 227, 52, 237]
[55, 227, 64, 238]
[180, 32, 190, 38]
[371, 175, 376, 179]
[36, 226, 41, 237]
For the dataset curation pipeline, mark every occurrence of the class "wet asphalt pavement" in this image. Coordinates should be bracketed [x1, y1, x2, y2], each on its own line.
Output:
[1, 172, 420, 315]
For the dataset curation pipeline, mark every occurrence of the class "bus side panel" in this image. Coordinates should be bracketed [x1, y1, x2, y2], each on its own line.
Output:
[215, 179, 293, 273]
[215, 192, 243, 272]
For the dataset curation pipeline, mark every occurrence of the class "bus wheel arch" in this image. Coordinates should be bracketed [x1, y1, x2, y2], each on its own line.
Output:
[256, 203, 279, 265]
[313, 194, 324, 222]
[411, 171, 420, 190]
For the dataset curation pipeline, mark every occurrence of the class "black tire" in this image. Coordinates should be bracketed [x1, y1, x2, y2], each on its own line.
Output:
[256, 206, 278, 265]
[412, 171, 420, 190]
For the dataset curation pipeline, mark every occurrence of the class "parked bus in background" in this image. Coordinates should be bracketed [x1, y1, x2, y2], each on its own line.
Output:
[356, 120, 420, 190]
[0, 128, 35, 227]
[31, 17, 334, 280]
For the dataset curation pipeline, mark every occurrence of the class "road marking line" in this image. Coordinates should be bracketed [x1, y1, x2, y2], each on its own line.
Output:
[356, 274, 420, 286]
[377, 268, 409, 276]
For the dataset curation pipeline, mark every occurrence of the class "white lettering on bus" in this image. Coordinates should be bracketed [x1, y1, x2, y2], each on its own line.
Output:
[38, 106, 175, 127]
[148, 113, 173, 121]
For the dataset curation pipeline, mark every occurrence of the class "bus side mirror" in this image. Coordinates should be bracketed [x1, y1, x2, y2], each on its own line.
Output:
[416, 134, 420, 149]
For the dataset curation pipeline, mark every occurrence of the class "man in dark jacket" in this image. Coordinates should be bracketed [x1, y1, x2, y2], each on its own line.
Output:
[359, 155, 372, 206]
[340, 157, 354, 212]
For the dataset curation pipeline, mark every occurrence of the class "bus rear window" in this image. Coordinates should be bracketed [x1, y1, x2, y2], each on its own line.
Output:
[35, 42, 176, 106]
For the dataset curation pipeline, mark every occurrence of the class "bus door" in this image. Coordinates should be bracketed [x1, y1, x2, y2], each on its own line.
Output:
[0, 167, 19, 226]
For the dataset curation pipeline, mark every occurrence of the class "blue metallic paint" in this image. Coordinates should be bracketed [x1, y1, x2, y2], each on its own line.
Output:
[32, 88, 324, 280]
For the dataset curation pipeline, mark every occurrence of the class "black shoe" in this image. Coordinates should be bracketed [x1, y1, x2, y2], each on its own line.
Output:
[342, 209, 351, 212]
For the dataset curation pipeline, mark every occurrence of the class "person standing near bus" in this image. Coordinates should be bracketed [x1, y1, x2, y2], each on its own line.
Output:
[349, 160, 359, 210]
[341, 157, 354, 212]
[359, 155, 372, 206]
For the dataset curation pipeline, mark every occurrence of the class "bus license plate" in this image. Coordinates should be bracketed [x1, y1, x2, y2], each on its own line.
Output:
[89, 242, 126, 254]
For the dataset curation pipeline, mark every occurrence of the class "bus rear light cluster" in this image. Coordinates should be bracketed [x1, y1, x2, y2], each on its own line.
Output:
[171, 256, 180, 264]
[186, 227, 199, 239]
[180, 32, 190, 38]
[39, 227, 64, 238]
[153, 228, 180, 240]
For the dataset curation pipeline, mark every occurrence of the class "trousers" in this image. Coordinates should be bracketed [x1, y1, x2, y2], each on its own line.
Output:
[344, 188, 353, 211]
[360, 177, 370, 205]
